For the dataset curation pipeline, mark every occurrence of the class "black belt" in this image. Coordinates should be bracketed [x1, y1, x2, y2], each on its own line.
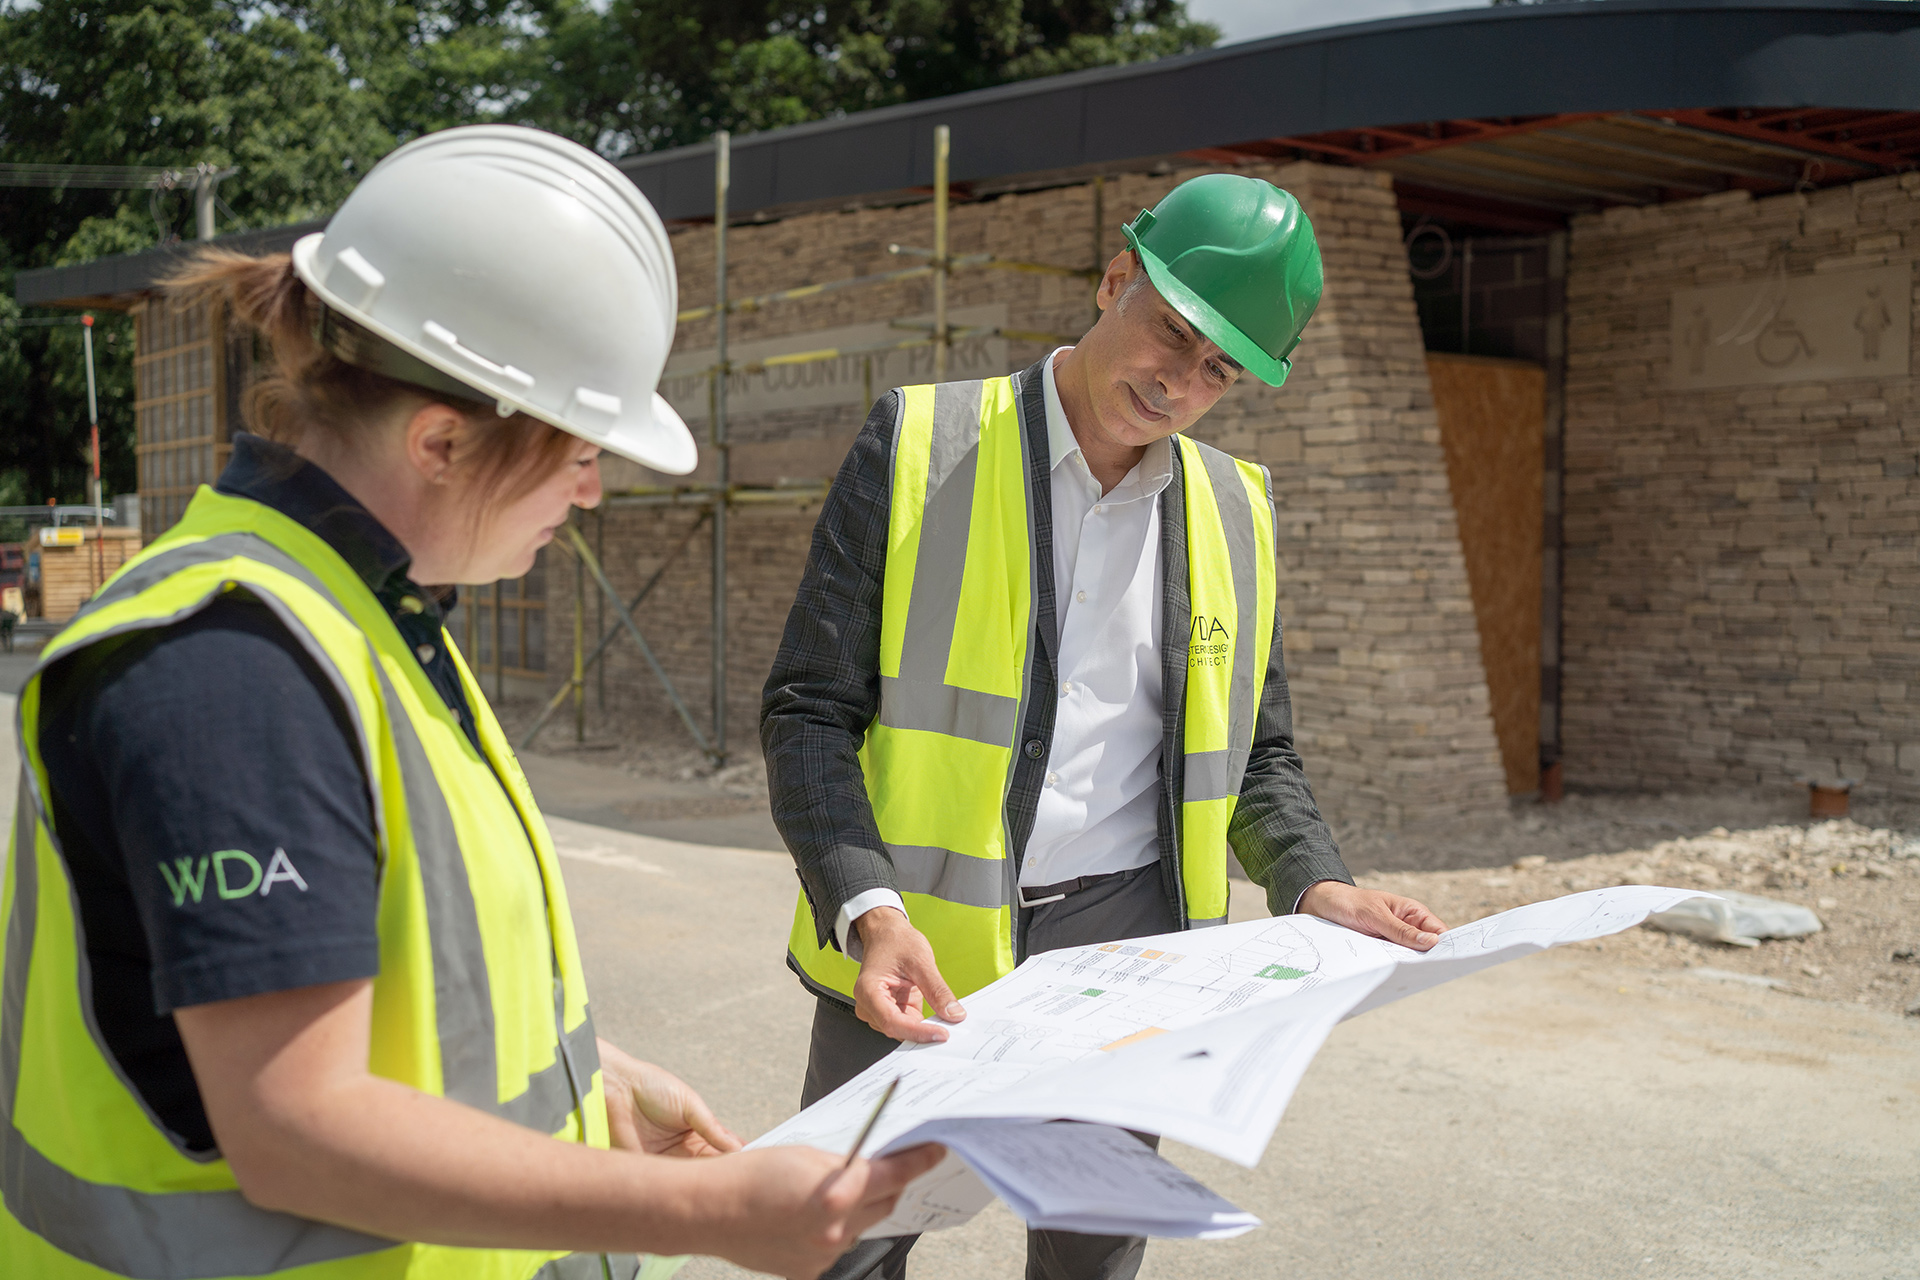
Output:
[1017, 866, 1142, 909]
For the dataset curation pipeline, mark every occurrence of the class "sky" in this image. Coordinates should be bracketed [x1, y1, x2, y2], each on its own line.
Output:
[1186, 0, 1492, 46]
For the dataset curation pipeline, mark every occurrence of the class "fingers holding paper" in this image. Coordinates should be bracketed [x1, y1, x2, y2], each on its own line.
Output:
[1297, 880, 1448, 951]
[851, 907, 966, 1042]
[707, 1142, 947, 1279]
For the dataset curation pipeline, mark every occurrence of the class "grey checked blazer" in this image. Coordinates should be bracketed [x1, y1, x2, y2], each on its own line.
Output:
[761, 357, 1352, 961]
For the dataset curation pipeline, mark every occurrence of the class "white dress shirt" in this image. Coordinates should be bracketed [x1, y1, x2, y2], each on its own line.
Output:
[836, 349, 1172, 952]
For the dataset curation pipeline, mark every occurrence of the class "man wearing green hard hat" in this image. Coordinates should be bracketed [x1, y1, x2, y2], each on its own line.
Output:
[763, 172, 1449, 1280]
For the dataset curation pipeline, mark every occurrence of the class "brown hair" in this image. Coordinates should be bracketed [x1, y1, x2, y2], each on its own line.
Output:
[164, 249, 579, 512]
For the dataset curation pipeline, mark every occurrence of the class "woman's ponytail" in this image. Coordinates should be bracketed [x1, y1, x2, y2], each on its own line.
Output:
[163, 248, 577, 513]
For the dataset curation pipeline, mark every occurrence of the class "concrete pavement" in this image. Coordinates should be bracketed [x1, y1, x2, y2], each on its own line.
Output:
[547, 816, 1919, 1280]
[2, 695, 1910, 1278]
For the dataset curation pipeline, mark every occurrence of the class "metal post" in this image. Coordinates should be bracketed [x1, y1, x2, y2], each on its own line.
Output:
[1460, 239, 1474, 354]
[595, 508, 606, 712]
[933, 124, 950, 381]
[492, 579, 504, 703]
[1539, 230, 1570, 802]
[565, 523, 717, 760]
[711, 130, 731, 763]
[573, 530, 586, 744]
[195, 166, 215, 242]
[517, 509, 711, 752]
[81, 314, 103, 590]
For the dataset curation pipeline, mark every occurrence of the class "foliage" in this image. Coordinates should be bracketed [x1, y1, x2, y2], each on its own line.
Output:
[0, 0, 1215, 505]
[537, 1, 1219, 153]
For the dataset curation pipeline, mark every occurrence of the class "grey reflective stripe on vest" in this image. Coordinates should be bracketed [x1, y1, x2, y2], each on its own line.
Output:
[877, 381, 1025, 749]
[91, 533, 588, 1128]
[1182, 443, 1264, 806]
[877, 675, 1017, 748]
[0, 534, 590, 1277]
[534, 1251, 641, 1280]
[884, 843, 1007, 910]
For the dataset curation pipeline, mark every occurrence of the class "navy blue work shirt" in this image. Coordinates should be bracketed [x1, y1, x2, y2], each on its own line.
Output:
[36, 433, 482, 1154]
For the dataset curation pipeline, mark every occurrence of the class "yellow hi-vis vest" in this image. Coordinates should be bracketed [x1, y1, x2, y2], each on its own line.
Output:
[0, 487, 632, 1280]
[786, 373, 1278, 1005]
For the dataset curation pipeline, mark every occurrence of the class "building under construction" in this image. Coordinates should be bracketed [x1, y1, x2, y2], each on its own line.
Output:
[20, 1, 1920, 827]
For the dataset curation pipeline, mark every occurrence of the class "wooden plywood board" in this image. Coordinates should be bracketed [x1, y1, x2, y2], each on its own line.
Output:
[1427, 353, 1544, 795]
[39, 528, 143, 623]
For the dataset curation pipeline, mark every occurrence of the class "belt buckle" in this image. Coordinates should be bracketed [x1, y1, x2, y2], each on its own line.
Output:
[1018, 887, 1068, 908]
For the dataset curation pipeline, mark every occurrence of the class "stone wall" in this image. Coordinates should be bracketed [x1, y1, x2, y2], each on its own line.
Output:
[1562, 175, 1920, 801]
[564, 159, 1510, 828]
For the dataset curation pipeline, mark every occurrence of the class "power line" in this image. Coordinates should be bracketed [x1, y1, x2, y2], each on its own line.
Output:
[0, 163, 177, 189]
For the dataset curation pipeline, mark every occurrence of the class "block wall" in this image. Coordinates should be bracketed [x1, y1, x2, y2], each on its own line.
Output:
[564, 160, 1509, 828]
[1562, 175, 1920, 800]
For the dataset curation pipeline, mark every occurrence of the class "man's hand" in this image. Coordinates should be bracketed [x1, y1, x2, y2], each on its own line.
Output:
[599, 1039, 741, 1158]
[851, 908, 965, 1042]
[701, 1143, 947, 1280]
[1298, 880, 1448, 951]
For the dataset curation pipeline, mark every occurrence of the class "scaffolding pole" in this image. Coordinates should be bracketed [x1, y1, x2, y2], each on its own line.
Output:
[566, 523, 715, 760]
[519, 509, 712, 752]
[548, 120, 1109, 768]
[573, 530, 586, 744]
[492, 579, 504, 703]
[711, 129, 731, 764]
[933, 124, 950, 380]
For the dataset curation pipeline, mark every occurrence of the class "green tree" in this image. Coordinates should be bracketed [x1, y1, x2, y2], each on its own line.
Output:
[534, 0, 1217, 150]
[2, 0, 1215, 507]
[0, 0, 546, 504]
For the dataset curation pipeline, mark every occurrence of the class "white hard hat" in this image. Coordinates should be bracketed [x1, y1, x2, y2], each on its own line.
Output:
[291, 124, 696, 475]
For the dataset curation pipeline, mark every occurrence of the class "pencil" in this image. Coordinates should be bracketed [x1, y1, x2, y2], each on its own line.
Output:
[842, 1076, 902, 1169]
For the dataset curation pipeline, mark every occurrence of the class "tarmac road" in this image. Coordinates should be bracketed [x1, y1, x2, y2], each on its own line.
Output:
[2, 704, 1910, 1278]
[551, 814, 1919, 1280]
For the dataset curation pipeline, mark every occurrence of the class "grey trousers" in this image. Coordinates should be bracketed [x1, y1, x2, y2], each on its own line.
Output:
[803, 862, 1177, 1280]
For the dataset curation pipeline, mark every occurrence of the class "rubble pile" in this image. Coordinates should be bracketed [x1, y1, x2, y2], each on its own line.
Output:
[1360, 818, 1920, 1016]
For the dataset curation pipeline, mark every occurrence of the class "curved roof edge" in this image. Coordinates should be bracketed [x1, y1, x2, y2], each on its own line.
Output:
[20, 0, 1920, 306]
[16, 221, 322, 310]
[616, 0, 1920, 221]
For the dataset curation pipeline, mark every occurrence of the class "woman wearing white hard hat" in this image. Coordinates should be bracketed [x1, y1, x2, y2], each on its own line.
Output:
[0, 125, 939, 1280]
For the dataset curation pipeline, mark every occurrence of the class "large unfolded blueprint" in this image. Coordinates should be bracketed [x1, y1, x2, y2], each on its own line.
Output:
[752, 885, 1703, 1239]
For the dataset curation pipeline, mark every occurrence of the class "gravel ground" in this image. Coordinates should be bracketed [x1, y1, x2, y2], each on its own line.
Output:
[1363, 817, 1920, 1017]
[498, 692, 772, 807]
[502, 692, 1920, 1017]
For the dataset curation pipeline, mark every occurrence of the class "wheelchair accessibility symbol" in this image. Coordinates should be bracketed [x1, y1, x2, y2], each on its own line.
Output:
[1754, 309, 1817, 367]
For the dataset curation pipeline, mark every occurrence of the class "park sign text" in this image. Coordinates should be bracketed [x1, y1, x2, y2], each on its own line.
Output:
[1669, 263, 1911, 390]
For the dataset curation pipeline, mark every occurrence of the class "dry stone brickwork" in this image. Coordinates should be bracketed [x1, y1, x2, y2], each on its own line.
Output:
[1201, 163, 1508, 827]
[562, 160, 1508, 828]
[1562, 175, 1920, 801]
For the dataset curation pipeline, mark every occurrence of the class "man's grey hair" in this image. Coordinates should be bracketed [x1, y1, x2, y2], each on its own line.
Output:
[1116, 261, 1157, 314]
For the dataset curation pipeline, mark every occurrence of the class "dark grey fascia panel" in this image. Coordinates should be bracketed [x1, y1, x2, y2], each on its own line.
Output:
[21, 2, 1920, 304]
[616, 0, 1920, 221]
[16, 220, 325, 307]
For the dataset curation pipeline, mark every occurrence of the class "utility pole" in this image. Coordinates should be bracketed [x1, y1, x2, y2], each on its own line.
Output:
[193, 163, 237, 241]
[933, 125, 950, 380]
[710, 130, 731, 764]
[81, 314, 103, 589]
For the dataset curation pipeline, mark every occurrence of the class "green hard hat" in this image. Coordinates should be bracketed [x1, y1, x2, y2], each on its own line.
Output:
[1121, 173, 1323, 387]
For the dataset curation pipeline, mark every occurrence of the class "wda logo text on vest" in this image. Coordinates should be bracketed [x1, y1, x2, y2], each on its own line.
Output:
[158, 847, 310, 906]
[1189, 614, 1230, 669]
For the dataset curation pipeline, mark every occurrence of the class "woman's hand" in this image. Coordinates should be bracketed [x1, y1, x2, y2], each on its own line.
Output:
[698, 1143, 948, 1280]
[599, 1039, 740, 1157]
